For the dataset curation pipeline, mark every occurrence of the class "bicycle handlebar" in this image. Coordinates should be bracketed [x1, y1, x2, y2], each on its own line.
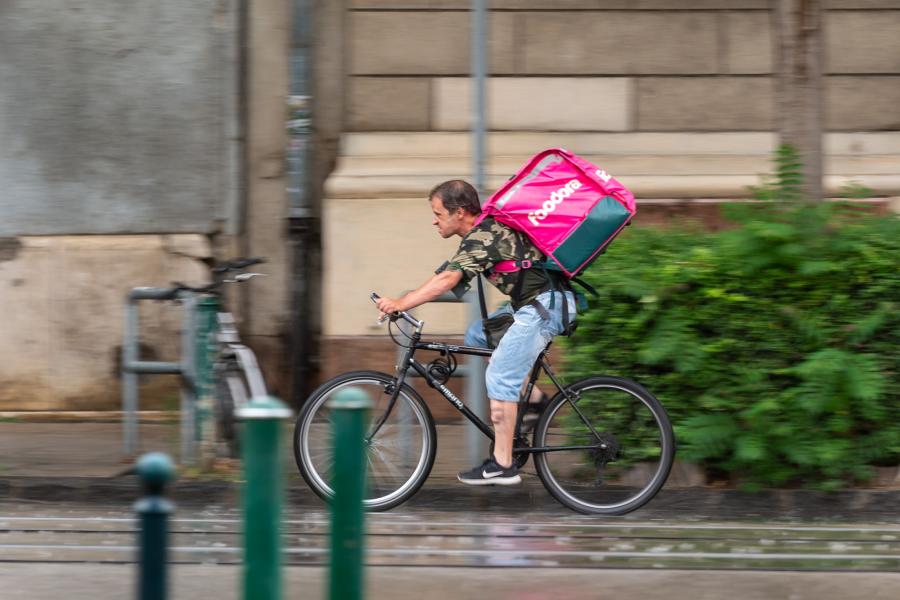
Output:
[169, 281, 218, 294]
[168, 257, 267, 295]
[370, 292, 423, 330]
[212, 257, 266, 274]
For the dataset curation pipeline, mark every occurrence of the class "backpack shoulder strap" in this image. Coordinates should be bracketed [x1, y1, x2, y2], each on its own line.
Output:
[476, 273, 489, 320]
[571, 276, 599, 297]
[509, 229, 538, 305]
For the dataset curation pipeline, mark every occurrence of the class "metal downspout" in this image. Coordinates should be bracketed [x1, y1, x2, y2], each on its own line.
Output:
[466, 0, 490, 465]
[287, 0, 317, 407]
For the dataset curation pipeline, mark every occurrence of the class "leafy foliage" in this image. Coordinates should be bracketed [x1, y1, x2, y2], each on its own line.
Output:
[748, 144, 805, 202]
[562, 201, 900, 490]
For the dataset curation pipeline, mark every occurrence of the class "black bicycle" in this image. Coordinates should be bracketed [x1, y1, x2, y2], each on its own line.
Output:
[293, 293, 675, 515]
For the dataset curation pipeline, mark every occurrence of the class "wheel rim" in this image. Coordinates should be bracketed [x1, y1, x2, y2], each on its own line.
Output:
[300, 378, 431, 507]
[538, 383, 671, 512]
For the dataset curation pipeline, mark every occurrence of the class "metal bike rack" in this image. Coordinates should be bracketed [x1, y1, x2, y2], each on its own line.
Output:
[122, 287, 199, 464]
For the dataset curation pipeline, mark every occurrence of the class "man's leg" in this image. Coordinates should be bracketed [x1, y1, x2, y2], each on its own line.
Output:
[457, 397, 521, 485]
[490, 399, 518, 468]
[458, 302, 550, 486]
[458, 291, 577, 487]
[466, 305, 521, 469]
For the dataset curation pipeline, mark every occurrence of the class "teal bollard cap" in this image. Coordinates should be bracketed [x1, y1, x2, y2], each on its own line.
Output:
[236, 395, 294, 420]
[327, 387, 373, 410]
[136, 452, 176, 494]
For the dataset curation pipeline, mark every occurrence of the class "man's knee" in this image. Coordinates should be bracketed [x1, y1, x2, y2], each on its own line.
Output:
[490, 406, 505, 426]
[464, 320, 486, 347]
[490, 402, 517, 426]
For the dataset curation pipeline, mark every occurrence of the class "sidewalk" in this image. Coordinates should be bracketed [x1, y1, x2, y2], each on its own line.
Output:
[1, 418, 898, 521]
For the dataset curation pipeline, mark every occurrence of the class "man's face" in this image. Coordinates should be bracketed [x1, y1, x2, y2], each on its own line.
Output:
[430, 196, 463, 238]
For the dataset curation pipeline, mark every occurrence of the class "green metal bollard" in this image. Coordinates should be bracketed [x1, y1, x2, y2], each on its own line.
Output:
[194, 297, 220, 460]
[237, 396, 293, 600]
[134, 452, 176, 600]
[328, 388, 372, 600]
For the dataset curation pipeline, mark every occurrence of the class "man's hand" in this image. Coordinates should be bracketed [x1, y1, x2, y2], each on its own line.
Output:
[375, 296, 404, 320]
[374, 270, 464, 321]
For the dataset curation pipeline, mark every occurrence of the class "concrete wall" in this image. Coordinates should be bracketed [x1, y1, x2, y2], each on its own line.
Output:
[0, 0, 240, 235]
[0, 0, 295, 410]
[0, 235, 209, 410]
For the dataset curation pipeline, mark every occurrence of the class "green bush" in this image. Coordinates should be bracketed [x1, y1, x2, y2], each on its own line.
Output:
[562, 202, 900, 490]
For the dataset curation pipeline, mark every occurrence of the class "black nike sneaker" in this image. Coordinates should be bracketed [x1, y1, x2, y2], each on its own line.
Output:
[457, 457, 521, 486]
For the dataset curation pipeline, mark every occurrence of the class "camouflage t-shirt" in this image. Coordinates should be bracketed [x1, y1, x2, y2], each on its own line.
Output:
[446, 217, 550, 308]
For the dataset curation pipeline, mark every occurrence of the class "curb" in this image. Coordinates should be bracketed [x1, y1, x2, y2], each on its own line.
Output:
[0, 411, 179, 424]
[2, 476, 898, 521]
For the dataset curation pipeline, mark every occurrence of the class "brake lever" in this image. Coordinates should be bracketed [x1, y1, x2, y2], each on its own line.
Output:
[227, 272, 267, 283]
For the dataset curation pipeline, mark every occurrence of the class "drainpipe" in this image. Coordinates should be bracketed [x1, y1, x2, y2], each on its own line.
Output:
[287, 0, 317, 407]
[466, 0, 490, 465]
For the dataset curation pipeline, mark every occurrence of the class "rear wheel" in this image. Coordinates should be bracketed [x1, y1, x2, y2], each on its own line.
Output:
[293, 371, 437, 511]
[533, 376, 674, 515]
[214, 366, 247, 458]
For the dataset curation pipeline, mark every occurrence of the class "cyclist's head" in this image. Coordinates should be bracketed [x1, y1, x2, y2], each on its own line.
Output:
[428, 180, 481, 216]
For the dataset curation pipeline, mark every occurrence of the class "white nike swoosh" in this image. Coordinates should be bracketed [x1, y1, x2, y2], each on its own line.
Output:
[482, 470, 504, 478]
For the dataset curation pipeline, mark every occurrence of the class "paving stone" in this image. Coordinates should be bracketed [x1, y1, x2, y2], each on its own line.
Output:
[827, 11, 900, 74]
[349, 11, 514, 75]
[520, 11, 718, 75]
[723, 11, 772, 74]
[827, 77, 900, 130]
[349, 77, 430, 131]
[433, 77, 631, 131]
[636, 77, 773, 131]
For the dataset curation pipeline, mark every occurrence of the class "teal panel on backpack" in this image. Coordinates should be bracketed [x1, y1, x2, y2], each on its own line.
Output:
[552, 196, 631, 271]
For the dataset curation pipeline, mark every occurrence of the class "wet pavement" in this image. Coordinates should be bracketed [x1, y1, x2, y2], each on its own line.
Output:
[2, 419, 900, 598]
[3, 562, 899, 600]
[1, 421, 898, 523]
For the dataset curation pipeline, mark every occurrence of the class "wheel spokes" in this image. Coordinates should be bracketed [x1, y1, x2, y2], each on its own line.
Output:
[538, 384, 669, 511]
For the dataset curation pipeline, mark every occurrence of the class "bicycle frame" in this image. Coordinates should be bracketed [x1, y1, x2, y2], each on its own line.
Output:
[216, 311, 268, 400]
[370, 314, 605, 456]
[176, 262, 269, 455]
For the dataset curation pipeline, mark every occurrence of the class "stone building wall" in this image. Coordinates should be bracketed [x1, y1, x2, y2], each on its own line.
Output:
[345, 1, 900, 133]
[319, 1, 900, 418]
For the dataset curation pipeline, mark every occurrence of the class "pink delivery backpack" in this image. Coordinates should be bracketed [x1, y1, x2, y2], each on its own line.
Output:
[478, 148, 636, 281]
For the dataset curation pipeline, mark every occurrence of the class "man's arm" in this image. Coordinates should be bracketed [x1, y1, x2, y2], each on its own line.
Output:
[374, 269, 464, 316]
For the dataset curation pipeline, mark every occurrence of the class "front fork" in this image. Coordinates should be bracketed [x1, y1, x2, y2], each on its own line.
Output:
[364, 331, 419, 442]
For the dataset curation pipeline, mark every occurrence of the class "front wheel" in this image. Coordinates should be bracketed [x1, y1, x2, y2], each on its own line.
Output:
[293, 371, 437, 512]
[533, 376, 675, 515]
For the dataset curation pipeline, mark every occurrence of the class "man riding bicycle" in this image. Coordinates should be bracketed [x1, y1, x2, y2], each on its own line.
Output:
[375, 179, 576, 486]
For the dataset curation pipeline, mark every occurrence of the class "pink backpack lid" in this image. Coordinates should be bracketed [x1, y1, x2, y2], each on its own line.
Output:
[477, 149, 635, 269]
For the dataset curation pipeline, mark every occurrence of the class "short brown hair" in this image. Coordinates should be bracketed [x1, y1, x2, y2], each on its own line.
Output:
[428, 180, 481, 215]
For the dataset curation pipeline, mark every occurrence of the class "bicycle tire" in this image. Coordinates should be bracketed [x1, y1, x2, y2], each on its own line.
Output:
[293, 370, 437, 512]
[533, 376, 675, 515]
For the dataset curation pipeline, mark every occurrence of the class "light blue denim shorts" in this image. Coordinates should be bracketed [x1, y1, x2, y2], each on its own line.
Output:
[464, 290, 577, 402]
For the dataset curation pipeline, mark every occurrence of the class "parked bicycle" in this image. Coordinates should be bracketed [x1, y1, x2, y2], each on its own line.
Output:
[169, 257, 269, 458]
[294, 292, 675, 515]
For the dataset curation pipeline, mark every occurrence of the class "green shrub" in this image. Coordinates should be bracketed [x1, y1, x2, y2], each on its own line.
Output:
[562, 202, 900, 490]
